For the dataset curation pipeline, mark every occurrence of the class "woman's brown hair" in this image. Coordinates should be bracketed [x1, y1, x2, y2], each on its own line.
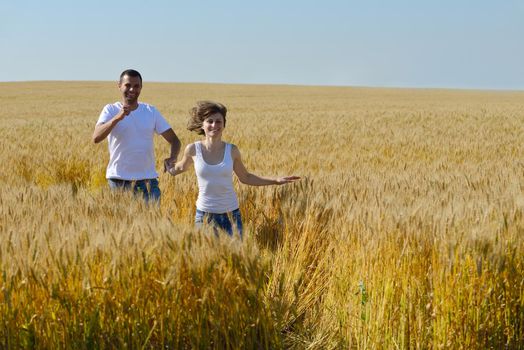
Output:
[187, 100, 227, 135]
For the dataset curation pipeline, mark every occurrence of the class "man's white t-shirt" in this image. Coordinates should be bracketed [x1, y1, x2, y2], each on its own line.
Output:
[97, 102, 171, 180]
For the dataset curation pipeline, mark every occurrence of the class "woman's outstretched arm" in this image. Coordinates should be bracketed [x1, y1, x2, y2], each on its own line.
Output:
[166, 143, 195, 176]
[232, 145, 300, 186]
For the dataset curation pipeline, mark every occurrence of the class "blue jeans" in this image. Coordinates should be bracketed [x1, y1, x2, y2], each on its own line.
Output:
[195, 208, 243, 238]
[108, 178, 161, 203]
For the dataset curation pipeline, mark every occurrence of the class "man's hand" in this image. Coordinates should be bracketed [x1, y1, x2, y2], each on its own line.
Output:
[93, 108, 130, 144]
[164, 157, 177, 173]
[115, 105, 131, 122]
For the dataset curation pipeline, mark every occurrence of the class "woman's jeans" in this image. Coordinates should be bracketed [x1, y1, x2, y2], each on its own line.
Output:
[108, 178, 161, 203]
[195, 208, 243, 238]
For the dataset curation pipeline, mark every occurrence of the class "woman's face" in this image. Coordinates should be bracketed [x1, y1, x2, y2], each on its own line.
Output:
[202, 113, 225, 137]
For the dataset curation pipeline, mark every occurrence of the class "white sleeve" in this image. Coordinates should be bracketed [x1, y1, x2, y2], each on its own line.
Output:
[153, 107, 172, 134]
[96, 104, 116, 125]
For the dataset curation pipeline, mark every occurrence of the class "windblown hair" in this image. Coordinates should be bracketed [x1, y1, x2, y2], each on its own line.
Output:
[187, 101, 227, 135]
[119, 69, 142, 84]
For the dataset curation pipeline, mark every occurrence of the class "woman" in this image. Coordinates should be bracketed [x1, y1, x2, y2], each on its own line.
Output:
[166, 101, 300, 237]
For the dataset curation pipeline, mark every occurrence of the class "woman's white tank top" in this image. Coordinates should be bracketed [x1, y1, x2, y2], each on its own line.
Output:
[194, 141, 239, 213]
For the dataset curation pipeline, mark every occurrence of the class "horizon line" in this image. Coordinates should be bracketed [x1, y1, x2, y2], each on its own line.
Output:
[1, 79, 522, 93]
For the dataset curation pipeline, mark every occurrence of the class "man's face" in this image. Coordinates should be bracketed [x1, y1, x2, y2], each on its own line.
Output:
[118, 75, 142, 105]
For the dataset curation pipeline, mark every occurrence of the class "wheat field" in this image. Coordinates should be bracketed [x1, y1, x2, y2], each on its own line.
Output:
[0, 81, 523, 349]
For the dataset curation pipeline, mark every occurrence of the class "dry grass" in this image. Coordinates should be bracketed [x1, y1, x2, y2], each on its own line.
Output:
[0, 81, 523, 348]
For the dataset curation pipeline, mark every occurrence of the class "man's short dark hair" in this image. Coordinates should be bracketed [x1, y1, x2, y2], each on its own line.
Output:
[120, 69, 142, 84]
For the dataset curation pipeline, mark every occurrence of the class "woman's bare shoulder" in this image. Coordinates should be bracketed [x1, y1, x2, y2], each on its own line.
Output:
[185, 142, 197, 156]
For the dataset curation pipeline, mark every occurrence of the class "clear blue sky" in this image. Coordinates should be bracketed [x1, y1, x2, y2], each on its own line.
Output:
[1, 0, 522, 90]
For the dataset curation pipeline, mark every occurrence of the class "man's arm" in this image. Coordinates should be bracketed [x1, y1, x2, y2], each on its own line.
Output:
[92, 107, 129, 143]
[161, 128, 181, 170]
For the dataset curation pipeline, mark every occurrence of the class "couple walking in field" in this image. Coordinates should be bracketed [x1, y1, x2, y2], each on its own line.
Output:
[93, 69, 299, 237]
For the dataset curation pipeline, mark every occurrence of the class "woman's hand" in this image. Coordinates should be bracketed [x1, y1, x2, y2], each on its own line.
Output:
[275, 176, 301, 185]
[165, 144, 195, 176]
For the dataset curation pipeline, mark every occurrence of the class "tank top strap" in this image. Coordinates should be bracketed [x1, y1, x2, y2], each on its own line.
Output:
[224, 143, 231, 162]
[195, 141, 202, 159]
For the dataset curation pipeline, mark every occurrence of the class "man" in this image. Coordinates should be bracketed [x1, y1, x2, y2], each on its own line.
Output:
[93, 69, 180, 202]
